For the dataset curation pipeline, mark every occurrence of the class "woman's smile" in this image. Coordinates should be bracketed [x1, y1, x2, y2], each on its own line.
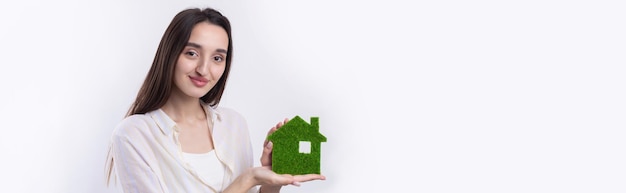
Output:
[190, 76, 209, 87]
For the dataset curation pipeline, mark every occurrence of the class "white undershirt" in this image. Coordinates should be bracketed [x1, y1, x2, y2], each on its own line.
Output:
[182, 150, 226, 192]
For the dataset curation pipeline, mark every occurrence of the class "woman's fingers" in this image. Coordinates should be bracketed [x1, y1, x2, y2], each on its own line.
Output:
[263, 126, 277, 147]
[263, 118, 289, 146]
[252, 166, 326, 187]
[278, 118, 289, 128]
[293, 174, 326, 183]
[260, 141, 273, 166]
[252, 167, 295, 186]
[261, 118, 291, 166]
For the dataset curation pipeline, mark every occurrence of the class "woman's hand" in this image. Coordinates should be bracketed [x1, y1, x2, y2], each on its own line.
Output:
[260, 118, 288, 167]
[257, 118, 326, 193]
[223, 165, 326, 193]
[251, 166, 326, 187]
[257, 118, 288, 193]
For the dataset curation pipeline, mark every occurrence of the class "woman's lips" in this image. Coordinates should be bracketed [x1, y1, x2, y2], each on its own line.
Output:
[190, 76, 209, 87]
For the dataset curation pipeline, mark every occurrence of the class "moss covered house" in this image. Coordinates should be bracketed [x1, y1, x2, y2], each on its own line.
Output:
[267, 116, 327, 175]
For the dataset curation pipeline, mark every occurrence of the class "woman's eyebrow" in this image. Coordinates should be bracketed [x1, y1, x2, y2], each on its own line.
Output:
[216, 48, 227, 54]
[187, 42, 227, 54]
[186, 42, 203, 50]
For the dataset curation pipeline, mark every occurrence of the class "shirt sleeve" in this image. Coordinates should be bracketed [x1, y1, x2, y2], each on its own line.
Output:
[111, 133, 166, 193]
[249, 186, 260, 193]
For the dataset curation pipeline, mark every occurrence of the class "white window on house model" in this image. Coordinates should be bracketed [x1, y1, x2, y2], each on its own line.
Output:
[299, 141, 311, 154]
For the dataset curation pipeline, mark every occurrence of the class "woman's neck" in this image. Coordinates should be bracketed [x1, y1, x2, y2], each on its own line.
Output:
[161, 91, 205, 123]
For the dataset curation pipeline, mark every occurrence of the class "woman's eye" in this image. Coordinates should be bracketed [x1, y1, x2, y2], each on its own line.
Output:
[186, 51, 198, 57]
[213, 56, 224, 62]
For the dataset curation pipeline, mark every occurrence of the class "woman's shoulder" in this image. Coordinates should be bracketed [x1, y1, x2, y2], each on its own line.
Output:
[111, 113, 156, 138]
[212, 106, 246, 123]
[213, 106, 241, 116]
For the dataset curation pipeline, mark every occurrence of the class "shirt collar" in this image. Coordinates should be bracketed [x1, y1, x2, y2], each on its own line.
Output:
[149, 108, 177, 135]
[148, 101, 223, 135]
[201, 100, 223, 123]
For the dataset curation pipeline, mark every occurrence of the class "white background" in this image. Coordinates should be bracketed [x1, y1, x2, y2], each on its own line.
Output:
[1, 0, 625, 192]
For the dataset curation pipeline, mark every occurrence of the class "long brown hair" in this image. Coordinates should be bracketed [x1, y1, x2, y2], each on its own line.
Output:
[126, 7, 233, 116]
[106, 7, 233, 186]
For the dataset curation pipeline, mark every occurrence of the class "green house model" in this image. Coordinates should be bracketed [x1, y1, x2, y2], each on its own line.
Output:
[267, 116, 327, 175]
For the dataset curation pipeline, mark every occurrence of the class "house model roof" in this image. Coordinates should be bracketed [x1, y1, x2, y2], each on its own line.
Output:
[267, 116, 326, 175]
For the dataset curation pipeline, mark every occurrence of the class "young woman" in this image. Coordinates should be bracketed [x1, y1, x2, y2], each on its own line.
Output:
[105, 7, 325, 193]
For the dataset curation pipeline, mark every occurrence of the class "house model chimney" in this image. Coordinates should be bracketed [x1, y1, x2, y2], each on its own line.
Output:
[311, 117, 319, 131]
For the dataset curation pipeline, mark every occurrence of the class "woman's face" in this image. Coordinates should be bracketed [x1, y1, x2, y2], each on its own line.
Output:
[172, 22, 229, 99]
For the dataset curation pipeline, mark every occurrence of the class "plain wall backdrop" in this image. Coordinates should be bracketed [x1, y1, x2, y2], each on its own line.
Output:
[1, 0, 625, 192]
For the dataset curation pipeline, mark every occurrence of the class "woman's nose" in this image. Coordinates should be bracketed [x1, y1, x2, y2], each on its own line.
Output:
[196, 59, 210, 76]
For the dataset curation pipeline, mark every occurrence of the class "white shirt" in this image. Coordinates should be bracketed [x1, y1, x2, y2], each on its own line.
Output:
[182, 151, 226, 191]
[106, 104, 258, 193]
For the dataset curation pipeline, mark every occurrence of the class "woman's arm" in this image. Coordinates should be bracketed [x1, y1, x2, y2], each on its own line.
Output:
[223, 118, 325, 193]
[222, 166, 297, 193]
[111, 134, 166, 193]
